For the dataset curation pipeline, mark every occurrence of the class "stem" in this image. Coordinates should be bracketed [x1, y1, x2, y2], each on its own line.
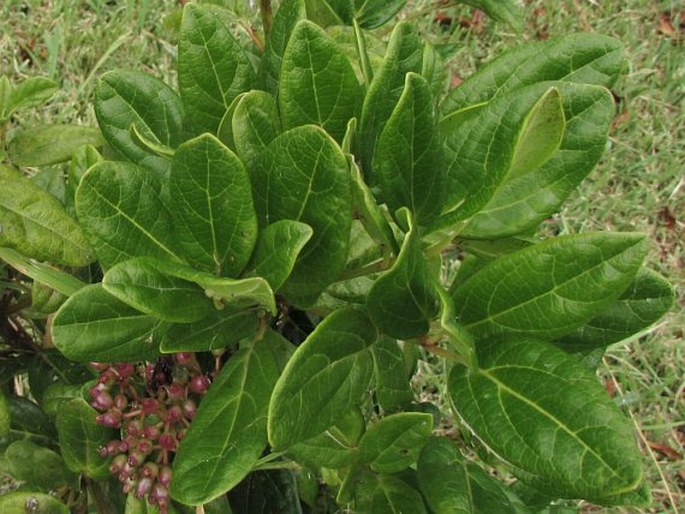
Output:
[419, 336, 471, 367]
[252, 460, 301, 472]
[353, 19, 373, 87]
[87, 479, 115, 514]
[336, 258, 391, 282]
[259, 0, 273, 40]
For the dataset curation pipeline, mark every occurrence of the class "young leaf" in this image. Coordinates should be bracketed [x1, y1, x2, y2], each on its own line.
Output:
[56, 398, 115, 480]
[52, 284, 160, 362]
[0, 247, 86, 296]
[75, 161, 183, 269]
[258, 0, 306, 95]
[555, 267, 675, 351]
[354, 473, 427, 514]
[178, 3, 256, 135]
[449, 338, 644, 502]
[452, 232, 647, 340]
[373, 73, 445, 225]
[355, 0, 407, 29]
[279, 20, 363, 142]
[244, 220, 313, 292]
[5, 439, 71, 489]
[7, 125, 103, 167]
[0, 165, 94, 267]
[371, 337, 414, 411]
[232, 90, 281, 173]
[94, 70, 183, 175]
[358, 22, 423, 179]
[367, 209, 439, 340]
[358, 412, 432, 473]
[252, 125, 352, 306]
[102, 258, 215, 323]
[170, 133, 258, 276]
[0, 492, 69, 514]
[268, 306, 377, 449]
[66, 144, 102, 215]
[441, 34, 625, 115]
[3, 76, 57, 119]
[170, 332, 282, 505]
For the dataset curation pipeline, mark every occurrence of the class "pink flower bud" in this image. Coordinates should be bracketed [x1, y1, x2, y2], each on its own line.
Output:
[98, 369, 118, 386]
[89, 383, 107, 399]
[151, 482, 169, 503]
[159, 433, 176, 451]
[96, 410, 121, 428]
[189, 375, 211, 395]
[142, 424, 161, 440]
[114, 394, 128, 410]
[141, 462, 158, 479]
[127, 450, 145, 467]
[135, 477, 153, 499]
[90, 362, 110, 372]
[165, 405, 183, 424]
[126, 419, 142, 437]
[141, 398, 159, 415]
[158, 465, 173, 488]
[116, 363, 135, 380]
[109, 454, 127, 474]
[92, 391, 114, 411]
[175, 352, 193, 365]
[165, 381, 185, 400]
[138, 439, 153, 454]
[182, 399, 197, 419]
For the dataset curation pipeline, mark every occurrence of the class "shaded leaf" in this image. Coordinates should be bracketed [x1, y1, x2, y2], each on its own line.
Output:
[371, 337, 414, 411]
[355, 0, 407, 29]
[5, 439, 71, 489]
[0, 247, 86, 296]
[0, 492, 69, 514]
[3, 77, 57, 120]
[458, 0, 522, 30]
[7, 125, 103, 167]
[354, 473, 427, 514]
[232, 90, 281, 174]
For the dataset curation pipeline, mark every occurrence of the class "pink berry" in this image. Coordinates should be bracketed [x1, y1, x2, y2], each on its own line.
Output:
[189, 375, 211, 395]
[175, 352, 193, 365]
[165, 381, 185, 400]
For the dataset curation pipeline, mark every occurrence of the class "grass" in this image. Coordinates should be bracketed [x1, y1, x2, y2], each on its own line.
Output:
[1, 0, 683, 512]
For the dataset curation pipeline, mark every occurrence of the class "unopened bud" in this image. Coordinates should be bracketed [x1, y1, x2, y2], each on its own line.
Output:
[141, 462, 159, 479]
[116, 362, 135, 380]
[96, 410, 121, 428]
[182, 399, 197, 419]
[114, 394, 128, 410]
[175, 352, 193, 365]
[159, 433, 177, 451]
[158, 465, 173, 488]
[165, 405, 183, 424]
[135, 477, 154, 499]
[189, 375, 211, 395]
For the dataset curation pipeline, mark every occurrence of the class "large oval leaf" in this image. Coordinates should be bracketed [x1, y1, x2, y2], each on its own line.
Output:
[0, 492, 69, 514]
[75, 161, 183, 269]
[449, 338, 644, 503]
[232, 90, 281, 174]
[354, 473, 427, 514]
[94, 70, 183, 174]
[279, 20, 362, 142]
[52, 284, 160, 362]
[452, 232, 647, 340]
[169, 134, 257, 276]
[178, 3, 256, 135]
[7, 124, 103, 167]
[0, 165, 94, 266]
[268, 307, 377, 449]
[170, 332, 282, 505]
[5, 439, 71, 489]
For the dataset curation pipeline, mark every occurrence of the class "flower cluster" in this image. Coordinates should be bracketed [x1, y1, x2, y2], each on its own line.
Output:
[90, 353, 212, 512]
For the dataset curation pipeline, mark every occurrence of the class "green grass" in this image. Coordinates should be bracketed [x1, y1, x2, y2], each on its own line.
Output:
[1, 0, 683, 512]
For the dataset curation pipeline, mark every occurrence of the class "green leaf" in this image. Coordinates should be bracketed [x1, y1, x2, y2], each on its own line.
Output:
[460, 83, 613, 238]
[232, 90, 281, 173]
[457, 0, 522, 30]
[417, 437, 520, 514]
[279, 20, 362, 142]
[2, 77, 57, 121]
[451, 232, 647, 340]
[354, 473, 427, 514]
[170, 333, 281, 505]
[252, 125, 352, 306]
[371, 337, 414, 411]
[303, 0, 345, 28]
[178, 3, 256, 135]
[94, 70, 183, 175]
[160, 308, 260, 352]
[7, 125, 103, 167]
[41, 383, 82, 419]
[0, 492, 69, 514]
[0, 389, 9, 436]
[556, 267, 675, 351]
[52, 284, 160, 362]
[0, 166, 94, 267]
[268, 306, 377, 449]
[422, 43, 447, 103]
[367, 209, 439, 339]
[0, 247, 86, 296]
[373, 72, 444, 225]
[66, 144, 102, 215]
[448, 338, 644, 502]
[8, 396, 55, 439]
[103, 258, 215, 323]
[170, 133, 258, 276]
[56, 398, 115, 479]
[355, 0, 407, 29]
[259, 0, 306, 95]
[434, 284, 477, 370]
[441, 34, 624, 115]
[358, 412, 432, 473]
[244, 220, 313, 292]
[75, 161, 183, 269]
[5, 439, 71, 489]
[358, 22, 423, 180]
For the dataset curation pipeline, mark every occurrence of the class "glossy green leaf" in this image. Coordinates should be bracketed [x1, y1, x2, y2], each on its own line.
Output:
[371, 337, 414, 411]
[0, 492, 69, 514]
[7, 124, 103, 167]
[0, 247, 86, 296]
[160, 308, 259, 352]
[461, 83, 614, 238]
[259, 0, 306, 95]
[2, 77, 57, 121]
[449, 338, 644, 502]
[556, 267, 675, 351]
[374, 72, 444, 225]
[8, 396, 55, 439]
[417, 437, 520, 514]
[452, 232, 647, 340]
[216, 93, 246, 151]
[434, 284, 477, 370]
[170, 133, 258, 276]
[52, 284, 160, 362]
[359, 22, 423, 179]
[178, 3, 256, 135]
[268, 306, 377, 448]
[94, 70, 183, 174]
[354, 473, 427, 514]
[0, 389, 9, 436]
[41, 383, 82, 419]
[367, 209, 439, 339]
[232, 90, 281, 173]
[458, 0, 522, 29]
[0, 166, 94, 267]
[441, 34, 624, 115]
[355, 0, 407, 29]
[358, 412, 432, 473]
[244, 220, 313, 292]
[252, 125, 352, 306]
[75, 161, 183, 269]
[422, 43, 447, 103]
[5, 439, 71, 489]
[103, 258, 214, 323]
[171, 332, 281, 505]
[279, 20, 362, 142]
[56, 398, 115, 479]
[66, 144, 102, 215]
